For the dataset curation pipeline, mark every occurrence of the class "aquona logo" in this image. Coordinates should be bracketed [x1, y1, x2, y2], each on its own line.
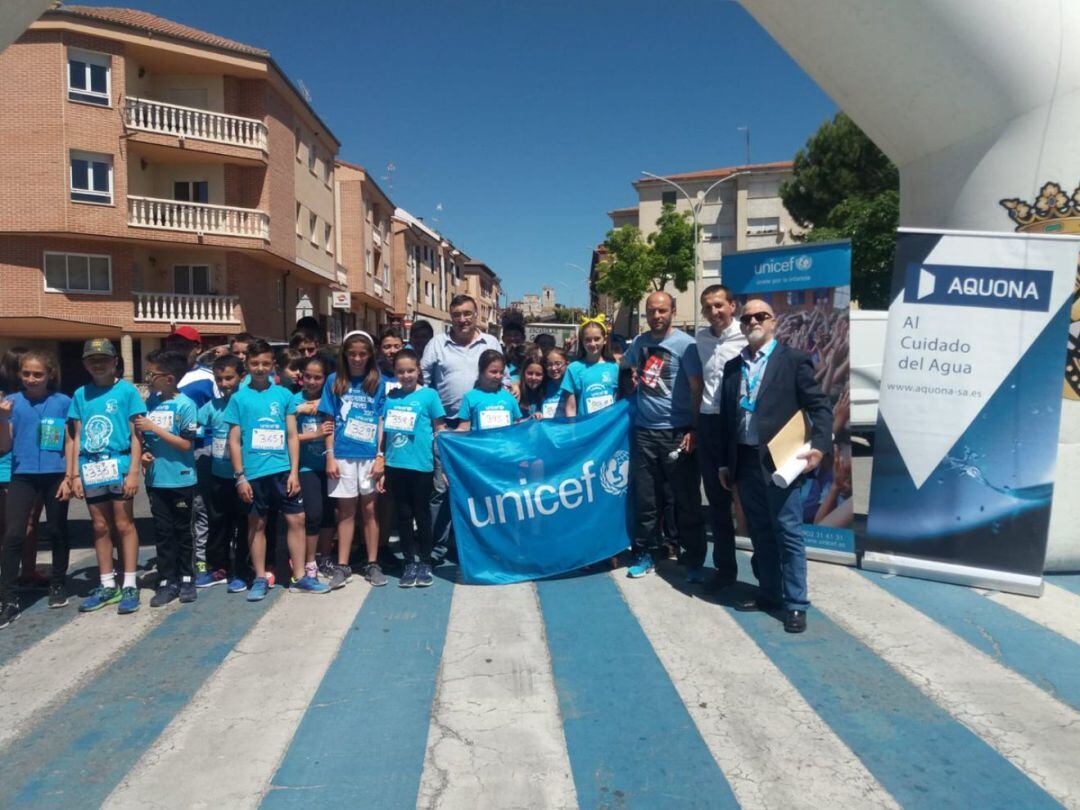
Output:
[945, 276, 1040, 300]
[467, 458, 611, 527]
[904, 263, 1053, 312]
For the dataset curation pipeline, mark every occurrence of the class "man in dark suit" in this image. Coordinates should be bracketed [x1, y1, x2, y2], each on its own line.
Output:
[718, 299, 832, 633]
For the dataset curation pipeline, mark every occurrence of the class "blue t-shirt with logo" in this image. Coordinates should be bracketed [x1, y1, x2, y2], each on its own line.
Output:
[561, 360, 619, 416]
[3, 391, 72, 475]
[143, 392, 198, 489]
[457, 388, 522, 431]
[68, 379, 147, 478]
[291, 390, 326, 473]
[626, 330, 703, 429]
[318, 373, 385, 461]
[383, 386, 445, 472]
[198, 397, 234, 480]
[538, 379, 566, 419]
[223, 383, 296, 481]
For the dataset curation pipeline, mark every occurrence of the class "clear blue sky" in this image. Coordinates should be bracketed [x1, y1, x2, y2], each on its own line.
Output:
[80, 0, 836, 307]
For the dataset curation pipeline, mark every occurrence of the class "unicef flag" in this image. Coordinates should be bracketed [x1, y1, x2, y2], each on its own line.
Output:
[437, 400, 633, 584]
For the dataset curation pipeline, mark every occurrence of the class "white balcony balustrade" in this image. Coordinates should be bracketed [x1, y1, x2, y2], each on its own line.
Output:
[134, 292, 240, 324]
[128, 196, 270, 240]
[124, 97, 268, 151]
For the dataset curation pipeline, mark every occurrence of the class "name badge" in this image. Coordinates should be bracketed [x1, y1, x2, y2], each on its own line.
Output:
[739, 395, 756, 413]
[211, 436, 228, 459]
[344, 417, 377, 444]
[385, 407, 417, 434]
[149, 410, 174, 432]
[479, 408, 511, 430]
[585, 394, 614, 414]
[541, 400, 559, 419]
[251, 428, 285, 451]
[39, 416, 64, 452]
[81, 457, 121, 487]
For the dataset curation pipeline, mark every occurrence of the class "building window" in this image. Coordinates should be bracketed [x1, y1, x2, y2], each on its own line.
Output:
[661, 191, 677, 206]
[67, 49, 110, 106]
[323, 159, 332, 186]
[309, 212, 318, 244]
[747, 216, 780, 235]
[324, 223, 333, 253]
[296, 202, 303, 235]
[294, 127, 302, 161]
[383, 262, 390, 287]
[44, 251, 111, 294]
[173, 181, 209, 204]
[365, 249, 373, 275]
[174, 265, 211, 295]
[308, 144, 317, 174]
[69, 150, 112, 204]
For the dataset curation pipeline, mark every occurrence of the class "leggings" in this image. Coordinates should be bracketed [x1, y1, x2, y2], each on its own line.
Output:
[384, 467, 434, 564]
[1, 473, 69, 599]
[299, 469, 335, 536]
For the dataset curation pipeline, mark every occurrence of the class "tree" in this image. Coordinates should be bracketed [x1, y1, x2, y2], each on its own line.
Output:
[549, 304, 586, 324]
[595, 204, 695, 310]
[780, 113, 899, 309]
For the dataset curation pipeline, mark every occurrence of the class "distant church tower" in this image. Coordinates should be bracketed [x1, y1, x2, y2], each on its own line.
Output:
[541, 285, 556, 311]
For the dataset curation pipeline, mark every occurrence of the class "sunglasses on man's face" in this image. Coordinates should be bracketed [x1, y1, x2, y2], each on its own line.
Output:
[739, 312, 773, 326]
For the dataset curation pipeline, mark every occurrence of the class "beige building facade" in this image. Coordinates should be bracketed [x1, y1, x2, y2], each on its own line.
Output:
[463, 261, 501, 333]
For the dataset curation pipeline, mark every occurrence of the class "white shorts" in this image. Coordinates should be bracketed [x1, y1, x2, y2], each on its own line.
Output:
[329, 457, 378, 498]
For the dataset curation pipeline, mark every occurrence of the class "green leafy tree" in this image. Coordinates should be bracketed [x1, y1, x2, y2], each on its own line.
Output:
[781, 113, 899, 309]
[550, 304, 586, 324]
[595, 204, 695, 310]
[648, 203, 696, 292]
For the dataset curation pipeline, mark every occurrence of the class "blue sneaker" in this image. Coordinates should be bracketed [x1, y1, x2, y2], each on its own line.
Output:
[627, 552, 654, 579]
[195, 569, 226, 588]
[399, 562, 418, 588]
[415, 563, 434, 588]
[685, 565, 705, 585]
[80, 585, 121, 612]
[117, 586, 141, 614]
[247, 577, 270, 602]
[227, 577, 248, 593]
[289, 575, 330, 594]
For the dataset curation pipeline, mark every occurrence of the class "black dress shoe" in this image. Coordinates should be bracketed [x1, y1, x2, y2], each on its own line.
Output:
[784, 610, 807, 634]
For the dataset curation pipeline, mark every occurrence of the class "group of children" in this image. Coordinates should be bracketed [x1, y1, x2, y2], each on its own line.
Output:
[0, 315, 625, 626]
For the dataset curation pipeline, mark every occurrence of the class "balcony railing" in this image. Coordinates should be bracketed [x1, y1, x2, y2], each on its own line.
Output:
[134, 292, 240, 324]
[124, 96, 268, 151]
[128, 196, 270, 240]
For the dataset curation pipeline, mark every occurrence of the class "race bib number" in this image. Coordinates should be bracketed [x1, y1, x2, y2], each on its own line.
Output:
[344, 417, 377, 444]
[148, 410, 175, 432]
[81, 457, 120, 487]
[585, 394, 614, 414]
[251, 428, 285, 451]
[542, 400, 559, 419]
[39, 416, 64, 452]
[211, 436, 228, 459]
[384, 408, 417, 434]
[479, 408, 511, 430]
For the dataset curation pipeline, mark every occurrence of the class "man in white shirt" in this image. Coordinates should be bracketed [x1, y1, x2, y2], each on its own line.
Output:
[695, 284, 747, 590]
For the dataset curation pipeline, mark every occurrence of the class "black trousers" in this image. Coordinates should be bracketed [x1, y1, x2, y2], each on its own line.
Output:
[631, 428, 705, 567]
[1, 473, 70, 600]
[150, 486, 195, 585]
[386, 466, 435, 564]
[697, 413, 738, 582]
[207, 475, 248, 578]
[299, 469, 335, 537]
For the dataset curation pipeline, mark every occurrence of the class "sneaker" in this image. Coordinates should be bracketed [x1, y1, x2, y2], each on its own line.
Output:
[399, 562, 418, 588]
[363, 562, 387, 587]
[150, 583, 179, 607]
[289, 575, 330, 594]
[80, 585, 122, 612]
[48, 582, 69, 609]
[179, 581, 197, 603]
[328, 564, 351, 591]
[415, 563, 434, 588]
[117, 586, 141, 614]
[627, 552, 655, 579]
[247, 577, 270, 602]
[317, 555, 336, 578]
[195, 568, 226, 588]
[0, 602, 20, 628]
[195, 560, 208, 576]
[685, 565, 705, 585]
[227, 577, 248, 593]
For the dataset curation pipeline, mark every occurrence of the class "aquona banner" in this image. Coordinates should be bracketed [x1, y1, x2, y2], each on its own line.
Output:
[722, 240, 855, 562]
[865, 229, 1080, 595]
[437, 400, 633, 584]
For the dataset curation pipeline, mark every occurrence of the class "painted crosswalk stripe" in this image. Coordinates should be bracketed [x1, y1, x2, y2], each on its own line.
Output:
[417, 580, 576, 809]
[536, 572, 738, 809]
[1045, 573, 1080, 597]
[262, 570, 455, 808]
[612, 569, 898, 809]
[814, 562, 1080, 807]
[863, 569, 1080, 712]
[729, 553, 1057, 808]
[0, 583, 281, 808]
[980, 582, 1080, 648]
[106, 583, 370, 808]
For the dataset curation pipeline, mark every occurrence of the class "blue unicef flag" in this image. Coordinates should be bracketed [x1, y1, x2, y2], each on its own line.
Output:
[437, 400, 633, 584]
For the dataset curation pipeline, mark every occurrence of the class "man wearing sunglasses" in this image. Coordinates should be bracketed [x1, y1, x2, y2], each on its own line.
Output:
[717, 299, 832, 633]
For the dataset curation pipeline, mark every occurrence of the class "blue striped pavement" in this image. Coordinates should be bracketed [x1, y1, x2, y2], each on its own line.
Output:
[1046, 572, 1080, 596]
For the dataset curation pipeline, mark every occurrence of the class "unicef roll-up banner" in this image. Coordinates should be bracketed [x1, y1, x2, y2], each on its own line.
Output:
[436, 400, 633, 585]
[722, 240, 855, 563]
[865, 229, 1080, 595]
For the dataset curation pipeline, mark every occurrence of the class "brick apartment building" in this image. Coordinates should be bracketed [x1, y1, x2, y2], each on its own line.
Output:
[0, 5, 343, 388]
[390, 207, 472, 335]
[462, 260, 501, 334]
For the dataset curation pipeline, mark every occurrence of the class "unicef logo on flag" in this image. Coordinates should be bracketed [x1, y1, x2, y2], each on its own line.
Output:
[795, 255, 813, 271]
[600, 451, 630, 496]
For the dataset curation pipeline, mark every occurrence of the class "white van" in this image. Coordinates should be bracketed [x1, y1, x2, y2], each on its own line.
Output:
[849, 309, 888, 431]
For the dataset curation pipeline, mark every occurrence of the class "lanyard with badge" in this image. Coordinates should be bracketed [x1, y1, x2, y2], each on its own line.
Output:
[739, 341, 776, 413]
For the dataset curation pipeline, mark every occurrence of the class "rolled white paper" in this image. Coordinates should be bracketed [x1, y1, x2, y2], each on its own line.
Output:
[771, 443, 811, 488]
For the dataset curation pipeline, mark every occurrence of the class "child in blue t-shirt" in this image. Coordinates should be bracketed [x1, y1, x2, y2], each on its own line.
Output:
[0, 350, 73, 622]
[292, 354, 335, 584]
[199, 353, 248, 593]
[376, 348, 445, 588]
[377, 326, 404, 394]
[136, 349, 199, 607]
[225, 339, 328, 601]
[68, 338, 146, 615]
[457, 350, 524, 432]
[540, 347, 570, 419]
[562, 318, 619, 417]
[517, 350, 549, 419]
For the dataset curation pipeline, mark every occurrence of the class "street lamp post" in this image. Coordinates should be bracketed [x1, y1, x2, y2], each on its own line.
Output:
[640, 170, 748, 332]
